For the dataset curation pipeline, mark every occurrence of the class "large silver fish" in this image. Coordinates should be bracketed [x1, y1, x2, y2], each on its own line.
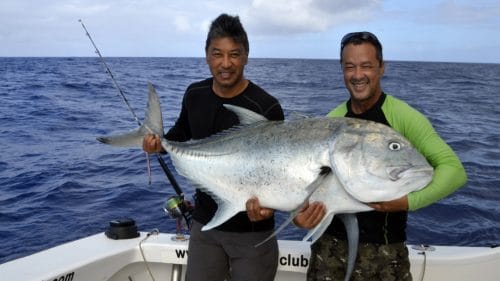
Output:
[99, 83, 433, 281]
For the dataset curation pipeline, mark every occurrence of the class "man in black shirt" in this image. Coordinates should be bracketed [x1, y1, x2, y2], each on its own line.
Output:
[143, 14, 284, 281]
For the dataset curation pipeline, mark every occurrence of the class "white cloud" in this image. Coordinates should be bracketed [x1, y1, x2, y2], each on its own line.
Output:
[243, 0, 382, 35]
[173, 15, 192, 32]
[0, 0, 499, 62]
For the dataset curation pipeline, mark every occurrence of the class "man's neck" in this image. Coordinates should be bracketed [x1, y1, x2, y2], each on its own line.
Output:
[213, 79, 249, 98]
[350, 91, 382, 114]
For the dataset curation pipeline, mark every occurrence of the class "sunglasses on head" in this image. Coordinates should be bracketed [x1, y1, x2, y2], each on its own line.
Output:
[341, 31, 380, 50]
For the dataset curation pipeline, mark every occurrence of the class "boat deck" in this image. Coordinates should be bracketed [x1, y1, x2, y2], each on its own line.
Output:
[1, 232, 499, 281]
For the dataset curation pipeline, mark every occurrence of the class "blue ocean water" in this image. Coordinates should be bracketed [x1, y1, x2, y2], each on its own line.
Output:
[0, 57, 499, 264]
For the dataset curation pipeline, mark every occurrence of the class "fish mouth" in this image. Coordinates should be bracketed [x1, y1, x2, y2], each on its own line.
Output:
[387, 165, 433, 181]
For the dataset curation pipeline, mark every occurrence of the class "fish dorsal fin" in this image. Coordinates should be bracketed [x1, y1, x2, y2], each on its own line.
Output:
[162, 104, 272, 157]
[164, 139, 234, 158]
[223, 104, 268, 125]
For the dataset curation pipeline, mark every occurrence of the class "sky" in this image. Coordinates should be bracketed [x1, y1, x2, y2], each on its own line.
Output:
[1, 0, 499, 63]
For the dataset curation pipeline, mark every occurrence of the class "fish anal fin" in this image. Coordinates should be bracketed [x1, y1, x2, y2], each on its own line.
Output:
[201, 200, 243, 231]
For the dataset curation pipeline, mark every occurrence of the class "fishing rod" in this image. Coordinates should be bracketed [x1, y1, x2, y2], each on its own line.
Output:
[79, 19, 192, 227]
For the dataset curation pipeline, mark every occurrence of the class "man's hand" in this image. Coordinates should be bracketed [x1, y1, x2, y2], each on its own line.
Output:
[293, 201, 326, 229]
[143, 134, 163, 153]
[246, 197, 274, 222]
[368, 195, 409, 212]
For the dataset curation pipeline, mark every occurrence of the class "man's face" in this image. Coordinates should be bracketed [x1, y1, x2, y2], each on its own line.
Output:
[206, 37, 248, 90]
[341, 42, 385, 104]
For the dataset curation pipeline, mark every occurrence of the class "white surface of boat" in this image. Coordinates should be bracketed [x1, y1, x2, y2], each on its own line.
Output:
[1, 231, 499, 281]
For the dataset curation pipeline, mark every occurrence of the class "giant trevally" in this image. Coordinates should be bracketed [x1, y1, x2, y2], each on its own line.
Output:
[98, 83, 433, 281]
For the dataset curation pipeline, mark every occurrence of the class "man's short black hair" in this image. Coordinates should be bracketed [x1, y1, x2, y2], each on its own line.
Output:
[205, 14, 249, 54]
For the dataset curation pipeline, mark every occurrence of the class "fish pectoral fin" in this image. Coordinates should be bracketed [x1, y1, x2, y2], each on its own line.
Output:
[255, 169, 332, 247]
[306, 167, 332, 194]
[302, 212, 335, 243]
[201, 200, 242, 231]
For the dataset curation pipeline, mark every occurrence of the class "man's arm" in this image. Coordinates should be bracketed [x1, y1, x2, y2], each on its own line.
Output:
[384, 97, 467, 211]
[292, 201, 326, 229]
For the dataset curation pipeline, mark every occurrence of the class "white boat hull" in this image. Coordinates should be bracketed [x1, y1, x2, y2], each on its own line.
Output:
[1, 232, 499, 281]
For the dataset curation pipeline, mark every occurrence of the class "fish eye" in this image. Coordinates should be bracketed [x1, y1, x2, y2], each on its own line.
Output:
[388, 142, 401, 151]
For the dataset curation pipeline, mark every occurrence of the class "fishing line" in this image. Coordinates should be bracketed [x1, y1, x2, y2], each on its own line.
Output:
[79, 19, 141, 127]
[79, 19, 187, 200]
[79, 19, 193, 229]
[78, 19, 157, 182]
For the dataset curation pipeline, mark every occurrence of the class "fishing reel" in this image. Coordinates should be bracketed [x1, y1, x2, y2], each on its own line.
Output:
[164, 195, 193, 219]
[164, 194, 194, 241]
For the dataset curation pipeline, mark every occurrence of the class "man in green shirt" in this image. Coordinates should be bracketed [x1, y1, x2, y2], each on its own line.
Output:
[294, 32, 467, 280]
